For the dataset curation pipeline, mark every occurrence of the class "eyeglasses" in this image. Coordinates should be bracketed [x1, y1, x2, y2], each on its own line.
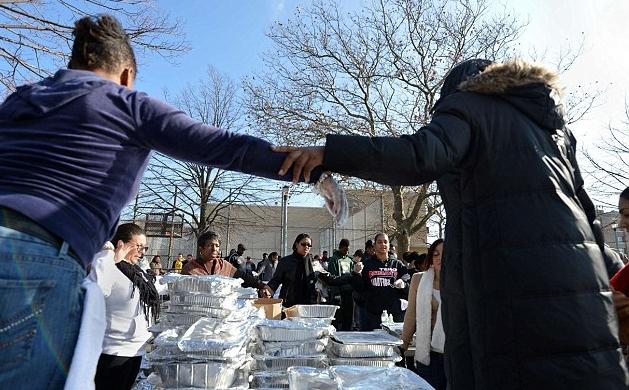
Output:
[300, 242, 312, 247]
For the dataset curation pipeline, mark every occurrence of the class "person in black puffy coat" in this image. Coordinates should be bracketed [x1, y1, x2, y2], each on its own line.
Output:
[275, 59, 627, 389]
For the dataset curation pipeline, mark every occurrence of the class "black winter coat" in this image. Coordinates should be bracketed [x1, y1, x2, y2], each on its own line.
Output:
[267, 252, 318, 308]
[323, 61, 627, 389]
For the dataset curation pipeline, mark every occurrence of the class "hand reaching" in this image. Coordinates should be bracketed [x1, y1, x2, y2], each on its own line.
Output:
[259, 285, 273, 298]
[113, 240, 135, 263]
[273, 146, 324, 183]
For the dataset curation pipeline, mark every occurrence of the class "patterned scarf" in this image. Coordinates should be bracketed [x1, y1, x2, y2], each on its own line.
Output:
[116, 260, 161, 323]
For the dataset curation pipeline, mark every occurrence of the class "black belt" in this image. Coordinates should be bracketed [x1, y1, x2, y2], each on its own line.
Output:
[0, 206, 82, 267]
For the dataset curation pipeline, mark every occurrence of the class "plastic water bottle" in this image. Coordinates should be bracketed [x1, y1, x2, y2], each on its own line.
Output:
[381, 310, 389, 324]
[388, 313, 394, 323]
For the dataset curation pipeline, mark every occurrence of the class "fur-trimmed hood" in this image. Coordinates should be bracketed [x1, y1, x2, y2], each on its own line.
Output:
[458, 60, 565, 130]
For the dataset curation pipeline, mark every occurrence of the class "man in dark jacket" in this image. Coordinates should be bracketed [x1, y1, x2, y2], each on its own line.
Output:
[327, 238, 355, 331]
[257, 251, 278, 282]
[275, 59, 627, 389]
[0, 15, 320, 389]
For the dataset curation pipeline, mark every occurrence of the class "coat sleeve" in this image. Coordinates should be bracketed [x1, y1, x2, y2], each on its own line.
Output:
[267, 259, 286, 293]
[402, 272, 422, 348]
[323, 98, 473, 186]
[234, 269, 265, 289]
[565, 128, 623, 278]
[88, 249, 116, 297]
[328, 256, 341, 276]
[134, 94, 323, 183]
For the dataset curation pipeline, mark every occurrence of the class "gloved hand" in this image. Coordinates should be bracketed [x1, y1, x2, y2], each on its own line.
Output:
[392, 278, 406, 289]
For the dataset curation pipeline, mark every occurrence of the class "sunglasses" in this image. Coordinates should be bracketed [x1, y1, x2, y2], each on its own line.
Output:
[299, 242, 312, 247]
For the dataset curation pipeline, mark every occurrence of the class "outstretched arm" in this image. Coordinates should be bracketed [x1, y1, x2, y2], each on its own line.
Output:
[275, 97, 473, 186]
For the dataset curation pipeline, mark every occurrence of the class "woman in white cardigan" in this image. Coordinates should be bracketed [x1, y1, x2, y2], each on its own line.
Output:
[401, 238, 445, 390]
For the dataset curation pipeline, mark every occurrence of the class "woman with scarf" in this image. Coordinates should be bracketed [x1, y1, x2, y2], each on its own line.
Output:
[401, 239, 446, 390]
[90, 223, 165, 390]
[267, 233, 319, 308]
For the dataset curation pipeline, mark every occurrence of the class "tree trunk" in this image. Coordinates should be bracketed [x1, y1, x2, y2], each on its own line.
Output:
[390, 185, 411, 253]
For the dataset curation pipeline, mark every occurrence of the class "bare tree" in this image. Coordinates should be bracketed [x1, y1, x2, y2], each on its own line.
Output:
[0, 0, 188, 92]
[136, 66, 272, 239]
[244, 0, 524, 251]
[583, 103, 629, 201]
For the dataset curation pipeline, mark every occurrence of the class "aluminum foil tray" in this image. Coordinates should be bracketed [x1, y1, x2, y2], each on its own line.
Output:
[164, 274, 243, 295]
[332, 331, 402, 345]
[328, 355, 402, 368]
[284, 304, 339, 318]
[258, 338, 328, 357]
[288, 316, 335, 327]
[329, 365, 434, 390]
[178, 317, 252, 340]
[257, 320, 332, 342]
[253, 354, 328, 371]
[153, 362, 238, 388]
[169, 292, 239, 308]
[235, 287, 259, 299]
[144, 371, 253, 390]
[160, 313, 206, 327]
[287, 366, 337, 390]
[147, 346, 247, 365]
[329, 339, 397, 358]
[153, 326, 188, 348]
[251, 371, 289, 388]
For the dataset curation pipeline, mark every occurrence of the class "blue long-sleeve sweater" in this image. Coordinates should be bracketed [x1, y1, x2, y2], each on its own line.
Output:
[0, 69, 316, 267]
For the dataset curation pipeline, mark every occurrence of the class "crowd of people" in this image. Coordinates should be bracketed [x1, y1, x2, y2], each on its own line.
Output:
[1, 12, 629, 390]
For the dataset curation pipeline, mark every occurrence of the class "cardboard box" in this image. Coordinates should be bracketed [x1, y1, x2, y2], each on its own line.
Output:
[253, 298, 283, 320]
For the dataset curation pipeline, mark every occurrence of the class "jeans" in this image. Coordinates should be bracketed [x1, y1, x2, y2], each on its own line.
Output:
[0, 225, 85, 390]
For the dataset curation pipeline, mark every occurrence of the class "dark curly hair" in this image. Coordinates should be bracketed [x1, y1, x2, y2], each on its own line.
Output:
[68, 14, 137, 74]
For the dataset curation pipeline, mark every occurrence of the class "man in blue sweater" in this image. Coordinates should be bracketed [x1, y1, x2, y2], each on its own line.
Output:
[0, 15, 318, 389]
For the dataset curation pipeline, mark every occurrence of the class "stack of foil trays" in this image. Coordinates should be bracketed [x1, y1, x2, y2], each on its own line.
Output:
[252, 318, 335, 388]
[147, 274, 264, 389]
[327, 331, 403, 368]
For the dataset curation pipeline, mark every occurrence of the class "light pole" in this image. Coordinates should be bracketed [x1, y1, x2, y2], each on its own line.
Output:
[612, 223, 621, 252]
[281, 185, 291, 257]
